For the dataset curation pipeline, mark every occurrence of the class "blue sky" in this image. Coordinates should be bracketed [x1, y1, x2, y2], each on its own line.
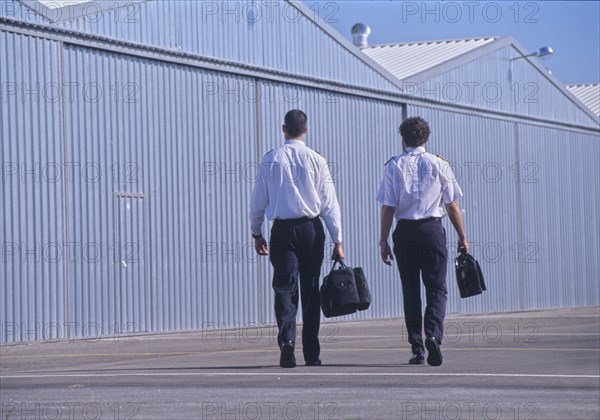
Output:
[304, 1, 600, 85]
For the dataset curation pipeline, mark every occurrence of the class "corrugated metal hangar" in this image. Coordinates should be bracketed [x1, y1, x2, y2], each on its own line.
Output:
[1, 0, 599, 344]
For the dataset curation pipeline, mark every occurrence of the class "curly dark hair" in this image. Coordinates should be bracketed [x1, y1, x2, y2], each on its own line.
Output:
[400, 117, 430, 147]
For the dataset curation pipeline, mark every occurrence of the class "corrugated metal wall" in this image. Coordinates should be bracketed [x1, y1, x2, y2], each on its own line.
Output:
[2, 13, 599, 344]
[0, 0, 400, 93]
[518, 124, 600, 309]
[0, 30, 408, 343]
[1, 31, 67, 342]
[62, 45, 264, 338]
[410, 46, 598, 129]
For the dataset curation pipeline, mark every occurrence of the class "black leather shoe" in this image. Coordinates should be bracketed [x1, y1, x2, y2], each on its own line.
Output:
[409, 352, 425, 365]
[425, 337, 443, 366]
[279, 341, 296, 368]
[305, 359, 322, 366]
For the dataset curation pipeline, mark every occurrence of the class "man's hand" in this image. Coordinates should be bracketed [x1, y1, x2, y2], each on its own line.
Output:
[458, 237, 469, 254]
[254, 237, 268, 256]
[380, 243, 393, 265]
[331, 243, 345, 261]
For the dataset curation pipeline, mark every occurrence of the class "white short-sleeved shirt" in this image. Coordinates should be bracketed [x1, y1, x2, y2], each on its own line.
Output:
[376, 146, 462, 220]
[249, 140, 342, 243]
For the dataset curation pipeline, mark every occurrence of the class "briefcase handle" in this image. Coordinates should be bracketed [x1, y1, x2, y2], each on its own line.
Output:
[330, 260, 348, 272]
[458, 246, 468, 256]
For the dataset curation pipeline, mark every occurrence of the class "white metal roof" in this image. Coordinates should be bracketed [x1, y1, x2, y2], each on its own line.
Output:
[362, 37, 498, 81]
[567, 84, 600, 117]
[37, 0, 89, 7]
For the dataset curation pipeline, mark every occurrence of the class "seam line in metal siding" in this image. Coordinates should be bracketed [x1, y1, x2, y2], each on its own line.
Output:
[514, 122, 525, 310]
[1, 17, 598, 133]
[58, 39, 72, 340]
[254, 78, 266, 324]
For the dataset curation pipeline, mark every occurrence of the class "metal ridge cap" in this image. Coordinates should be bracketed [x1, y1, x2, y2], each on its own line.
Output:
[1, 17, 598, 133]
[0, 16, 402, 98]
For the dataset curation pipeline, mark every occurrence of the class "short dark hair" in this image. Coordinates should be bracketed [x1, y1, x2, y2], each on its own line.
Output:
[284, 109, 307, 138]
[400, 117, 430, 147]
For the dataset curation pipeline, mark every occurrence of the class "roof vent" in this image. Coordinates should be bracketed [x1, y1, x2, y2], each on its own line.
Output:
[351, 23, 371, 48]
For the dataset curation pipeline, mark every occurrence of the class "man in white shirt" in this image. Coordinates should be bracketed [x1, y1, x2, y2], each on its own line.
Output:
[377, 117, 469, 367]
[249, 110, 345, 368]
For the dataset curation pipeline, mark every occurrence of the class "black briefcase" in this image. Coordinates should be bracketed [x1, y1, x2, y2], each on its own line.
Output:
[320, 261, 360, 318]
[454, 249, 486, 298]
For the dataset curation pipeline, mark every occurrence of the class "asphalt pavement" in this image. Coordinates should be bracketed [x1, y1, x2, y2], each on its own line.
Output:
[1, 308, 599, 419]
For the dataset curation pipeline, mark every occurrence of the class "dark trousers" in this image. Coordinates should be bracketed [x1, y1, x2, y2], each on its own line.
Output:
[392, 218, 448, 353]
[269, 217, 325, 362]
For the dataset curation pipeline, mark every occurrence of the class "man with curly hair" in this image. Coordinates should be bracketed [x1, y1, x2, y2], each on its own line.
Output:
[377, 116, 468, 366]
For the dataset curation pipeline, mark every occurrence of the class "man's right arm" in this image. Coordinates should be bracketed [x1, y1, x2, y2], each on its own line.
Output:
[445, 201, 469, 253]
[377, 160, 397, 265]
[379, 205, 395, 265]
[317, 157, 344, 260]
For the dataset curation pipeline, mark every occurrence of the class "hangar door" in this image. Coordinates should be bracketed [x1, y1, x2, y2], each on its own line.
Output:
[115, 193, 148, 334]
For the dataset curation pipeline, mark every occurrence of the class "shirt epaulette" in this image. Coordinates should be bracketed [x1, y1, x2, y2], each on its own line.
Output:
[435, 154, 449, 162]
[263, 149, 274, 157]
[385, 157, 394, 166]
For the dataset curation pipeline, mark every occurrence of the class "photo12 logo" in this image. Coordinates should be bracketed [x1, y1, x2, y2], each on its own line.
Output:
[1, 82, 141, 105]
[0, 402, 140, 419]
[201, 401, 339, 420]
[2, 161, 140, 185]
[1, 1, 142, 24]
[401, 401, 539, 420]
[401, 2, 540, 24]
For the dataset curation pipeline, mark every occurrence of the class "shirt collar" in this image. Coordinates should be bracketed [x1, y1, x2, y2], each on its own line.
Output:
[405, 146, 426, 155]
[285, 139, 305, 147]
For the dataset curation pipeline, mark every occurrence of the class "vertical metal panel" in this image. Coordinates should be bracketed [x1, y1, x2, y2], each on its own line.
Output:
[62, 45, 116, 338]
[62, 44, 262, 338]
[258, 81, 406, 321]
[519, 124, 600, 309]
[1, 0, 400, 92]
[407, 105, 521, 314]
[414, 46, 598, 128]
[0, 30, 66, 342]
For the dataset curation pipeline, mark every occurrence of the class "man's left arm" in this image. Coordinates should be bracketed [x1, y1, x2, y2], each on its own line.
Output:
[249, 163, 269, 256]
